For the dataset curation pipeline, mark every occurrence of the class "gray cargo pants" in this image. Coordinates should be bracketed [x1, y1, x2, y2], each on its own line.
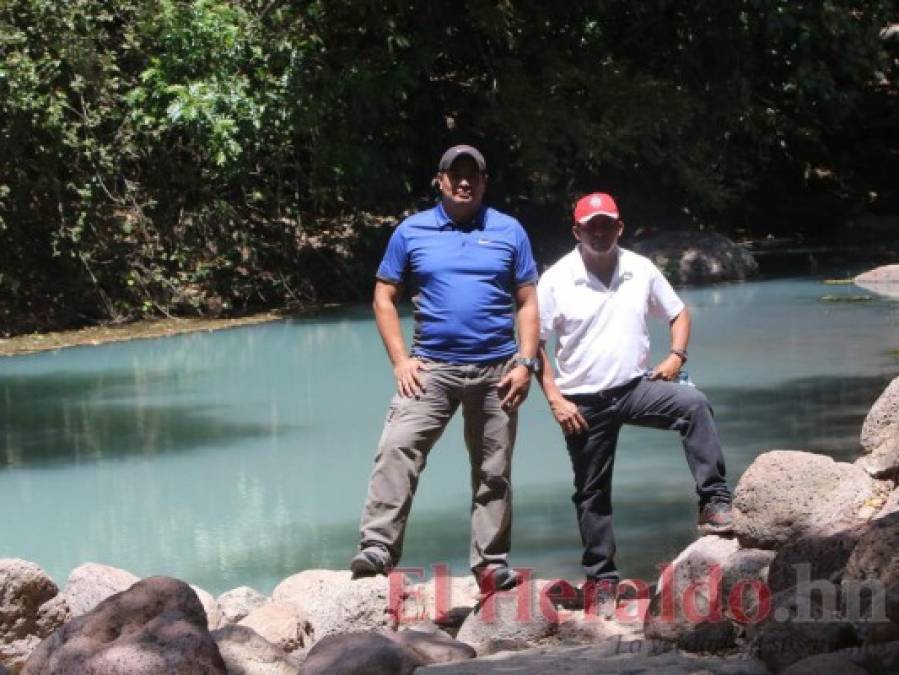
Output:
[358, 357, 517, 572]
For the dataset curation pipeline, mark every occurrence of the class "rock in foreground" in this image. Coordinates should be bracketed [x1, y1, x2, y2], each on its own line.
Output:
[734, 450, 883, 549]
[0, 560, 69, 674]
[22, 576, 225, 675]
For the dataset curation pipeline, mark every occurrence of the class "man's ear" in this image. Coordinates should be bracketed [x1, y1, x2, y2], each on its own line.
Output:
[572, 224, 581, 242]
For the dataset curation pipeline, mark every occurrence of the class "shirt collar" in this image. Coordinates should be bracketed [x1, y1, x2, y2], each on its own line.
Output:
[435, 201, 487, 231]
[570, 245, 626, 287]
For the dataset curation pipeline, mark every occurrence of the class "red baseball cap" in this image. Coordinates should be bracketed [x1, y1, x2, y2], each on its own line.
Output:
[574, 193, 619, 223]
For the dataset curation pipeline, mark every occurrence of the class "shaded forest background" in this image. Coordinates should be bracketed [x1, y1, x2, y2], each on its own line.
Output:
[1, 0, 897, 335]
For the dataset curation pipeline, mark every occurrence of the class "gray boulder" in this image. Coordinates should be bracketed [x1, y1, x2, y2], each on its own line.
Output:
[767, 522, 864, 594]
[843, 510, 899, 588]
[0, 560, 69, 674]
[217, 586, 270, 625]
[675, 620, 737, 654]
[238, 601, 311, 653]
[734, 450, 883, 549]
[859, 376, 899, 459]
[632, 231, 758, 285]
[750, 583, 858, 673]
[415, 639, 770, 674]
[406, 575, 479, 627]
[780, 652, 867, 675]
[454, 585, 558, 655]
[644, 536, 774, 643]
[60, 562, 139, 618]
[191, 585, 223, 631]
[273, 570, 397, 645]
[855, 437, 899, 479]
[22, 576, 226, 675]
[210, 624, 300, 675]
[300, 631, 423, 675]
[386, 626, 475, 664]
[855, 264, 899, 284]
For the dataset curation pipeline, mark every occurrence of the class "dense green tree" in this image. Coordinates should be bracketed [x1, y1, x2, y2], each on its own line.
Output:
[0, 0, 894, 334]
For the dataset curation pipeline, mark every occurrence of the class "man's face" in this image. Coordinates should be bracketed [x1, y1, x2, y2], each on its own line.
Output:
[573, 215, 623, 255]
[437, 156, 486, 209]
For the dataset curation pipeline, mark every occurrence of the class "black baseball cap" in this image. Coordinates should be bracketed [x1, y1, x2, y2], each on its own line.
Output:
[437, 145, 486, 173]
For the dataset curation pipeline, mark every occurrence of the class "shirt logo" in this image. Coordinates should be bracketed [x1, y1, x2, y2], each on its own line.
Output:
[478, 238, 493, 245]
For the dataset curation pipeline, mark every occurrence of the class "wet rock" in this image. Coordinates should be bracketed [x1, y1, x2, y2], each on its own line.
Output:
[22, 576, 225, 675]
[859, 376, 899, 463]
[211, 624, 300, 675]
[454, 581, 558, 655]
[191, 585, 223, 631]
[273, 570, 397, 645]
[643, 536, 773, 643]
[734, 450, 881, 549]
[217, 586, 269, 625]
[60, 562, 139, 617]
[632, 231, 758, 285]
[301, 631, 423, 675]
[386, 626, 475, 664]
[767, 522, 864, 594]
[238, 601, 310, 653]
[0, 560, 69, 674]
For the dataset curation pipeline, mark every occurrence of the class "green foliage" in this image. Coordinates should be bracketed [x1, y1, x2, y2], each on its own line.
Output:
[0, 0, 894, 334]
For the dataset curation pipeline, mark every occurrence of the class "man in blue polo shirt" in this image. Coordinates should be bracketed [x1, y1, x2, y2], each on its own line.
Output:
[351, 145, 539, 592]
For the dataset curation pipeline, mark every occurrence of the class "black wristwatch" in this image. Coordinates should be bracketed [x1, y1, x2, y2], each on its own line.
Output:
[512, 355, 540, 374]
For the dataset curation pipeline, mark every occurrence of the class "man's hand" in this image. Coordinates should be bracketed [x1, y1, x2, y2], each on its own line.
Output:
[647, 354, 683, 381]
[549, 396, 588, 436]
[497, 365, 531, 411]
[394, 357, 428, 397]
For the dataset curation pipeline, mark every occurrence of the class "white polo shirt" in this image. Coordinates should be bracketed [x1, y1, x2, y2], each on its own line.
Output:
[538, 246, 684, 395]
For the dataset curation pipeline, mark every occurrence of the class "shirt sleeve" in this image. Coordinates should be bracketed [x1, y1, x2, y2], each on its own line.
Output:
[375, 225, 408, 283]
[513, 223, 539, 286]
[648, 264, 685, 321]
[537, 276, 557, 342]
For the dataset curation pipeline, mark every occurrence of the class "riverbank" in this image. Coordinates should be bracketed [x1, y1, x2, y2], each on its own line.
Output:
[0, 308, 336, 358]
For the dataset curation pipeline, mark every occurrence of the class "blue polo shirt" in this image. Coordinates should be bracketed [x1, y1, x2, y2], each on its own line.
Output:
[376, 202, 538, 363]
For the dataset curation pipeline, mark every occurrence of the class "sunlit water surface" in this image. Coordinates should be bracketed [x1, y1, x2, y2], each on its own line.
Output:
[2, 278, 897, 594]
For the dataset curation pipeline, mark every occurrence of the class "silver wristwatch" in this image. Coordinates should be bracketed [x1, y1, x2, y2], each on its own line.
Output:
[512, 355, 540, 374]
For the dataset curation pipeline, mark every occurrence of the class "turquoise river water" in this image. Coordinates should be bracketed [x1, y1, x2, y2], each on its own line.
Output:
[1, 277, 897, 595]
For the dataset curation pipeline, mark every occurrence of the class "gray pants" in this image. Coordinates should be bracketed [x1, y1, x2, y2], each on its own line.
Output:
[359, 357, 517, 572]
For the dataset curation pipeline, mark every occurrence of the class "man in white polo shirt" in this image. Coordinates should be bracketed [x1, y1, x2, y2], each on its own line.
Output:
[537, 192, 733, 613]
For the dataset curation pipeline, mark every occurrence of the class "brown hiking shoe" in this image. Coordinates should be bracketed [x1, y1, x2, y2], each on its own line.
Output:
[698, 500, 734, 535]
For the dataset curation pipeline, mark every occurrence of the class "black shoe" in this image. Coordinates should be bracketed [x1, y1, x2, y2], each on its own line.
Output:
[698, 499, 734, 535]
[475, 565, 521, 595]
[584, 579, 619, 619]
[350, 545, 392, 578]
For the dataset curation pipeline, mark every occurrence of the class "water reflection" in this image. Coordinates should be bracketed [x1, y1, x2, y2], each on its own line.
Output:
[0, 369, 296, 469]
